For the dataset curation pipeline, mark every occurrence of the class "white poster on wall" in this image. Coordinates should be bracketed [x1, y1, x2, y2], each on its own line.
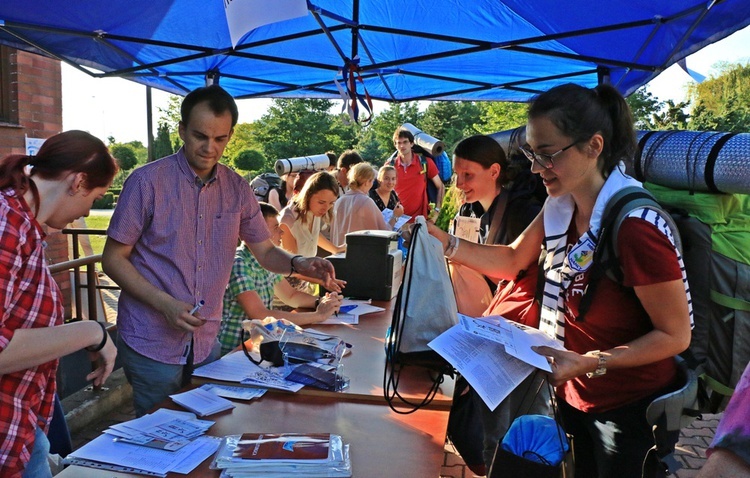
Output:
[25, 136, 46, 156]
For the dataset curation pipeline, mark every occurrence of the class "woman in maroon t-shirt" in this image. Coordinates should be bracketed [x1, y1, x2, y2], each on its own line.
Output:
[421, 84, 692, 478]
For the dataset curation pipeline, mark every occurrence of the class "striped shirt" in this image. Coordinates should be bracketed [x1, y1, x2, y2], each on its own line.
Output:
[0, 189, 62, 477]
[108, 149, 270, 364]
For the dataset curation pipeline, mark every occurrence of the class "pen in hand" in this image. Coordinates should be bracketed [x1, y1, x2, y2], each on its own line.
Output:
[189, 300, 205, 316]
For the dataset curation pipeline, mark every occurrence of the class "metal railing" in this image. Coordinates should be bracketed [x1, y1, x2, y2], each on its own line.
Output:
[50, 229, 122, 396]
[56, 228, 119, 323]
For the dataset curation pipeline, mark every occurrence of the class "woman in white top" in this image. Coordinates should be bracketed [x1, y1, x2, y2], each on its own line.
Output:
[331, 162, 392, 246]
[279, 171, 344, 259]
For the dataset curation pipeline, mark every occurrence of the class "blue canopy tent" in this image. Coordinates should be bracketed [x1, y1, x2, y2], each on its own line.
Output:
[1, 0, 749, 105]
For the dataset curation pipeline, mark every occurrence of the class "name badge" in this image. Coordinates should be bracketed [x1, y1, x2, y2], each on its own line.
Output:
[454, 216, 481, 243]
[567, 237, 595, 273]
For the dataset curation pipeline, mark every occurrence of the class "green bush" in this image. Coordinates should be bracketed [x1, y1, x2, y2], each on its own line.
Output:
[92, 192, 115, 209]
[109, 188, 122, 196]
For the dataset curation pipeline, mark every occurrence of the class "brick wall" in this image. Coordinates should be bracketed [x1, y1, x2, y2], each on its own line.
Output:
[0, 49, 62, 156]
[1, 49, 72, 316]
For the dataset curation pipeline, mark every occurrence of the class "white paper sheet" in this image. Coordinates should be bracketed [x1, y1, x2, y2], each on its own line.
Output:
[199, 383, 267, 400]
[192, 351, 305, 392]
[192, 350, 266, 382]
[382, 208, 411, 231]
[170, 387, 235, 416]
[428, 324, 535, 410]
[319, 313, 358, 325]
[459, 314, 566, 372]
[317, 299, 384, 325]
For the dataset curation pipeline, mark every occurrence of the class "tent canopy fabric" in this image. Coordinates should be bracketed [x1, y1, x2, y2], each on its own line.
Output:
[1, 1, 749, 103]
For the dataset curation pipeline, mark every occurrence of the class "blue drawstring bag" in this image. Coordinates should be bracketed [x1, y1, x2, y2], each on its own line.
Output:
[502, 415, 569, 465]
[489, 414, 572, 478]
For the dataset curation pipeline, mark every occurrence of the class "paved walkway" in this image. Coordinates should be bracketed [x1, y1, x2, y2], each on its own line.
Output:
[66, 272, 720, 477]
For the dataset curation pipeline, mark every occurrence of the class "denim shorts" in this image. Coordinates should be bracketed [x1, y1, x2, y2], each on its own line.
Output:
[23, 426, 52, 478]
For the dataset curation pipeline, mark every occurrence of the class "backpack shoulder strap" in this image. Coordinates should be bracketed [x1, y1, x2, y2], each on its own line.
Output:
[578, 186, 680, 320]
[385, 151, 397, 167]
[486, 189, 510, 246]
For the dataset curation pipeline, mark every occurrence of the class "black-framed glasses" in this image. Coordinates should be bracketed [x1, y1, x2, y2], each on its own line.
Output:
[519, 141, 579, 169]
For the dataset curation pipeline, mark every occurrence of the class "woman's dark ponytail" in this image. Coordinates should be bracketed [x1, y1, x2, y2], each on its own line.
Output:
[593, 84, 636, 175]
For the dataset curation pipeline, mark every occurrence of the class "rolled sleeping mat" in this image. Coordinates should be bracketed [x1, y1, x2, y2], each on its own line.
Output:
[635, 130, 750, 194]
[401, 123, 445, 157]
[489, 126, 526, 160]
[275, 154, 330, 176]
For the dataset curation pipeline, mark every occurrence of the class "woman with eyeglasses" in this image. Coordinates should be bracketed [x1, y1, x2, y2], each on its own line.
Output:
[0, 131, 119, 477]
[421, 83, 692, 478]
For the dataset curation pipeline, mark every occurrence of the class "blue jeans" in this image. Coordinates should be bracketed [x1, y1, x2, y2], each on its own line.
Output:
[118, 335, 221, 417]
[23, 426, 52, 478]
[559, 395, 659, 478]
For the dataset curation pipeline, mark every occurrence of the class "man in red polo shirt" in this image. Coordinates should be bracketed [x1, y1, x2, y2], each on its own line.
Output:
[390, 127, 445, 221]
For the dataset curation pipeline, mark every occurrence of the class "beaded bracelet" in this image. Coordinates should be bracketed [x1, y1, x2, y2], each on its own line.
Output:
[86, 321, 108, 353]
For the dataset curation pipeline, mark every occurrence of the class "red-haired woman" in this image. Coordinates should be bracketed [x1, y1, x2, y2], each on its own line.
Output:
[0, 130, 119, 477]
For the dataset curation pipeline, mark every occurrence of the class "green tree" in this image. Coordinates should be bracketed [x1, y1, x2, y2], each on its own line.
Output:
[476, 101, 527, 134]
[627, 87, 663, 130]
[651, 99, 690, 130]
[356, 126, 385, 164]
[224, 122, 263, 165]
[625, 87, 689, 131]
[124, 140, 148, 163]
[253, 99, 340, 162]
[421, 101, 482, 153]
[154, 94, 184, 153]
[110, 144, 138, 170]
[233, 149, 266, 173]
[153, 122, 174, 160]
[328, 112, 361, 155]
[689, 62, 750, 133]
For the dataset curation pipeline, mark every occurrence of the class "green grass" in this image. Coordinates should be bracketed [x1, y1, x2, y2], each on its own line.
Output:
[77, 215, 110, 256]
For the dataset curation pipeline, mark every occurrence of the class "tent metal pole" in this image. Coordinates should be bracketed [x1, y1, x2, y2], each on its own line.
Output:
[146, 86, 154, 162]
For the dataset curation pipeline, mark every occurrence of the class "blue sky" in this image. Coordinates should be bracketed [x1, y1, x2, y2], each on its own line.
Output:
[62, 25, 750, 145]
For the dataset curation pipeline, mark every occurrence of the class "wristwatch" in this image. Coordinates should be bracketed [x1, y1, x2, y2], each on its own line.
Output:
[585, 350, 608, 378]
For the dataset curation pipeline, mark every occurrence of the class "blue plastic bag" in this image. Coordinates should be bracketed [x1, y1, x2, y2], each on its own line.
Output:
[501, 415, 570, 466]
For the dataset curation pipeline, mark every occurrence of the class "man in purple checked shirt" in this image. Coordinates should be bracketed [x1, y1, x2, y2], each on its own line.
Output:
[103, 85, 342, 417]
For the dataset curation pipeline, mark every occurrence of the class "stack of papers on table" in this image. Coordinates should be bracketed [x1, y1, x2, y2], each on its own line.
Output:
[211, 433, 352, 477]
[65, 409, 221, 476]
[170, 386, 236, 416]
